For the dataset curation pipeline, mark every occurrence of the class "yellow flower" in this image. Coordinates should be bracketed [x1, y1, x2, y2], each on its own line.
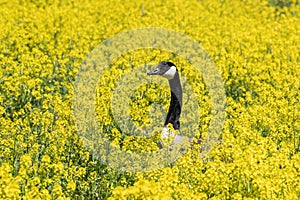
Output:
[66, 180, 76, 192]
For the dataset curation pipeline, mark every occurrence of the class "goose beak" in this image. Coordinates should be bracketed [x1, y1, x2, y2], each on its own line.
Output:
[147, 67, 160, 75]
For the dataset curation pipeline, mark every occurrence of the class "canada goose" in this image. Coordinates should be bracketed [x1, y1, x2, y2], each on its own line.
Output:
[147, 61, 186, 148]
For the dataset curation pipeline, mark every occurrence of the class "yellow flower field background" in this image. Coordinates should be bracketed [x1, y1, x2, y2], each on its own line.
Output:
[0, 0, 300, 199]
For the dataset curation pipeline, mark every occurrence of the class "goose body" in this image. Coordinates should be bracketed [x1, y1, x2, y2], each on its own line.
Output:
[147, 61, 185, 147]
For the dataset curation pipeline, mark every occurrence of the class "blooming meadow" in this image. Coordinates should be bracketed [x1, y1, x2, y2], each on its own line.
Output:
[0, 0, 300, 199]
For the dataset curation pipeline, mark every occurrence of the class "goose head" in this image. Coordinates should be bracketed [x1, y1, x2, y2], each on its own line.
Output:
[147, 61, 177, 80]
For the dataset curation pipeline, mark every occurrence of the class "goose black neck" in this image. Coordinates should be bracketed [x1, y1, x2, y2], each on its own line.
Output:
[164, 72, 182, 130]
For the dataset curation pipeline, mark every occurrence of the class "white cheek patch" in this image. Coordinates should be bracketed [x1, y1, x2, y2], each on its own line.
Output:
[162, 66, 177, 80]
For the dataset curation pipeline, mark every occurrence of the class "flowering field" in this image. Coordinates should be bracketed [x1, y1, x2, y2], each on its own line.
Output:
[1, 0, 300, 199]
